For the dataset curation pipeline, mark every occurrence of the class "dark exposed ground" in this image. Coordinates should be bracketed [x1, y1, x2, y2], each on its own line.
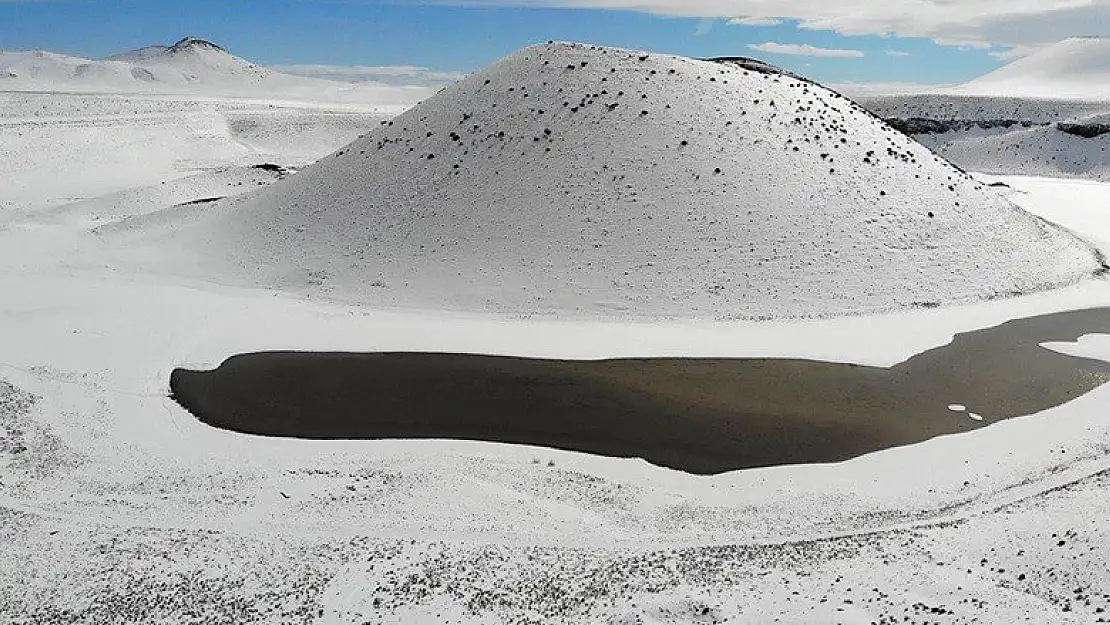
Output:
[170, 308, 1110, 475]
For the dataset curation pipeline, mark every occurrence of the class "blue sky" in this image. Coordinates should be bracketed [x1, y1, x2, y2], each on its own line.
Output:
[0, 0, 1017, 85]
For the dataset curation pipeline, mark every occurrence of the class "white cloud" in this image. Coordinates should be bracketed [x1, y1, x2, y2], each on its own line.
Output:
[455, 1, 1110, 49]
[270, 63, 468, 87]
[885, 50, 910, 57]
[728, 16, 784, 26]
[748, 41, 865, 58]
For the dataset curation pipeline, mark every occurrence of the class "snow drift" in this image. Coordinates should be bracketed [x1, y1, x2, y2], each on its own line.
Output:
[108, 42, 1103, 319]
[959, 37, 1110, 101]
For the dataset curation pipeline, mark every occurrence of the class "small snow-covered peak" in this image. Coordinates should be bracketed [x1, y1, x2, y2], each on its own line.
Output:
[168, 37, 229, 55]
[104, 38, 235, 65]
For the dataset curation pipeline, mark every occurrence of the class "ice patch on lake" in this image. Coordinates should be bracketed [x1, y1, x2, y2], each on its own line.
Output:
[1042, 333, 1110, 363]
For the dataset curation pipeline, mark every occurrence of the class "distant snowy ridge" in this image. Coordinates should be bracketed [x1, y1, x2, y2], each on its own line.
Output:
[0, 37, 431, 107]
[845, 36, 1110, 180]
[957, 37, 1110, 100]
[104, 42, 1103, 320]
[860, 94, 1110, 181]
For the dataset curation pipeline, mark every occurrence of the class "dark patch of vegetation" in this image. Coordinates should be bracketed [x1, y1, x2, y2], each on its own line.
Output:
[1057, 122, 1110, 139]
[885, 117, 1043, 136]
[177, 197, 225, 206]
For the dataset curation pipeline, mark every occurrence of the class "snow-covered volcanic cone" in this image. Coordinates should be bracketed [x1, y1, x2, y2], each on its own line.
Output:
[109, 42, 1103, 319]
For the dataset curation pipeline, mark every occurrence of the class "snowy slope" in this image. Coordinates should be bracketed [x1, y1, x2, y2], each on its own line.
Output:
[0, 91, 386, 213]
[959, 37, 1110, 100]
[107, 42, 1103, 320]
[859, 94, 1110, 181]
[912, 122, 1110, 182]
[0, 38, 431, 106]
[102, 44, 173, 64]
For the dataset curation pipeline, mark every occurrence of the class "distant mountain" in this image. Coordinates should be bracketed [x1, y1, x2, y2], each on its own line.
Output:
[958, 37, 1110, 100]
[166, 37, 230, 55]
[0, 37, 430, 107]
[102, 38, 250, 71]
[103, 38, 232, 63]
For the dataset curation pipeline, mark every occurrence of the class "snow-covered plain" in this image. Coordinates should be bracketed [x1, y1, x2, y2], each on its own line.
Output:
[0, 91, 391, 215]
[4, 42, 1110, 624]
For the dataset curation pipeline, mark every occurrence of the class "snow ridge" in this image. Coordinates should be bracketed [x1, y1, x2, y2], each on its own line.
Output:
[959, 37, 1110, 100]
[108, 42, 1103, 320]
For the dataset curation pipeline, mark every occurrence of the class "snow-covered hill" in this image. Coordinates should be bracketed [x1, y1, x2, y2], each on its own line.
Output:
[958, 37, 1110, 100]
[100, 37, 258, 80]
[0, 37, 431, 106]
[105, 42, 1103, 320]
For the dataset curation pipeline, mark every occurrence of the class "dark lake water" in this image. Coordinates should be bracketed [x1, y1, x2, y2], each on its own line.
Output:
[170, 307, 1110, 474]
